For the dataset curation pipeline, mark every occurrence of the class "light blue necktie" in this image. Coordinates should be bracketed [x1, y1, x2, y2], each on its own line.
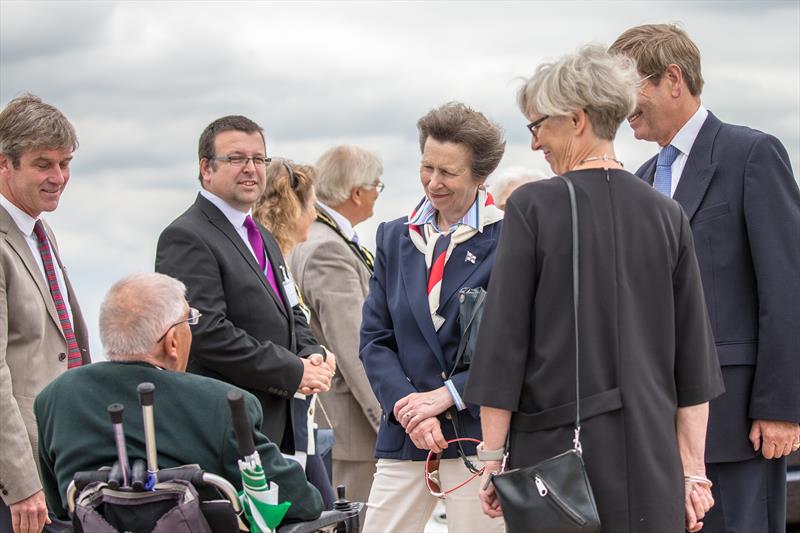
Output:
[654, 144, 681, 197]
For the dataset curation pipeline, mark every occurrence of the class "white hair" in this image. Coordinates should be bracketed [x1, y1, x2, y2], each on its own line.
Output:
[490, 167, 547, 207]
[99, 273, 187, 359]
[517, 44, 639, 140]
[314, 145, 383, 205]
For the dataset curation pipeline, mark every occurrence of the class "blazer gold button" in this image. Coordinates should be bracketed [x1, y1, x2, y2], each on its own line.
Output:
[58, 352, 67, 361]
[445, 412, 452, 420]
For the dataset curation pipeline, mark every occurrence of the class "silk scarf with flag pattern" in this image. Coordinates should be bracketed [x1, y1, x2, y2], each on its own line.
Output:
[407, 189, 503, 330]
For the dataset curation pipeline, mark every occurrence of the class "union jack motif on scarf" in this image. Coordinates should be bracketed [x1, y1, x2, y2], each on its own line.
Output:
[407, 189, 503, 330]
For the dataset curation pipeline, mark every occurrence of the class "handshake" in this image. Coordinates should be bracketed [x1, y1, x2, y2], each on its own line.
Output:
[298, 348, 337, 395]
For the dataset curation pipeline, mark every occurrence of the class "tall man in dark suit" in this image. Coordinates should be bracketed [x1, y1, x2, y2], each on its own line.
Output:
[156, 115, 335, 454]
[1, 94, 91, 533]
[612, 25, 800, 532]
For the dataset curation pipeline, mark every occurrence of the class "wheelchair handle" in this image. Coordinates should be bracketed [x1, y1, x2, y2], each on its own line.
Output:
[227, 389, 256, 457]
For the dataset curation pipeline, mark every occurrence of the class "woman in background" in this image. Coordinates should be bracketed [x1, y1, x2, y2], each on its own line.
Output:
[253, 159, 336, 509]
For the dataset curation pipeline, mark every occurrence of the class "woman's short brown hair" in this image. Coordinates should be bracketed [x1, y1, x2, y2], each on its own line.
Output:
[417, 102, 505, 181]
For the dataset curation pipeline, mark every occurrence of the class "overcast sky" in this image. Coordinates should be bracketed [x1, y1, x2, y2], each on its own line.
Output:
[2, 0, 798, 358]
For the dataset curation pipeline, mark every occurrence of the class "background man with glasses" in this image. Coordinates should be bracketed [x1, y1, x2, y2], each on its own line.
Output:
[290, 145, 384, 503]
[1, 93, 91, 533]
[34, 272, 324, 522]
[156, 115, 335, 454]
[611, 24, 800, 532]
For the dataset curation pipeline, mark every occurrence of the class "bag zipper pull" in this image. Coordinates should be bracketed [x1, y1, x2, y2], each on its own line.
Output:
[535, 475, 548, 497]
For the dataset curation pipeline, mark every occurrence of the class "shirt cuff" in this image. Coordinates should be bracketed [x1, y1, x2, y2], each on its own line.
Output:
[444, 379, 466, 411]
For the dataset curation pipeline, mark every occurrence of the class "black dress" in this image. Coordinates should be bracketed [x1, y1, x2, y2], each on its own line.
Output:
[465, 169, 724, 533]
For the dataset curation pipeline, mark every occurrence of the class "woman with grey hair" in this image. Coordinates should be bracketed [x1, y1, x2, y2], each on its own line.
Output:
[359, 102, 505, 533]
[465, 45, 724, 532]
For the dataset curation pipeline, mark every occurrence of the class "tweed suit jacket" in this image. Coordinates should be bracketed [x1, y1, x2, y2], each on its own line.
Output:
[0, 205, 90, 504]
[290, 215, 381, 462]
[636, 111, 800, 462]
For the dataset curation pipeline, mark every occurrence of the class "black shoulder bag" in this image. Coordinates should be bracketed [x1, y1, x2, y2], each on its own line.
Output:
[489, 176, 601, 533]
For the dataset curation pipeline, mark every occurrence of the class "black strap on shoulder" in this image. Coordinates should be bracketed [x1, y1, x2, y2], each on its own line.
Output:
[315, 208, 375, 272]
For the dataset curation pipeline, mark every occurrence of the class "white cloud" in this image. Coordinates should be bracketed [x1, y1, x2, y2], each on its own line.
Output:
[2, 0, 798, 359]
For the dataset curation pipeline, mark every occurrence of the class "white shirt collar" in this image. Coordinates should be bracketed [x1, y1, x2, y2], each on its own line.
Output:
[317, 201, 356, 241]
[0, 192, 39, 236]
[667, 104, 708, 156]
[199, 189, 250, 229]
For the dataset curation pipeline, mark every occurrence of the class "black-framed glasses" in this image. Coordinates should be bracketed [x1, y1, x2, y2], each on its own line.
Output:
[211, 155, 271, 167]
[526, 115, 549, 141]
[156, 307, 202, 343]
[363, 180, 385, 193]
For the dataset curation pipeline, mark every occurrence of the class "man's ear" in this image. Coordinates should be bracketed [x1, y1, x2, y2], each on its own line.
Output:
[664, 64, 685, 97]
[161, 328, 180, 368]
[351, 186, 363, 207]
[199, 158, 212, 184]
[0, 153, 11, 175]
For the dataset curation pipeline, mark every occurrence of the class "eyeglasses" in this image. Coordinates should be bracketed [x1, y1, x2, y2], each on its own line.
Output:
[362, 181, 385, 193]
[425, 437, 484, 498]
[211, 155, 271, 167]
[526, 115, 549, 141]
[156, 307, 202, 343]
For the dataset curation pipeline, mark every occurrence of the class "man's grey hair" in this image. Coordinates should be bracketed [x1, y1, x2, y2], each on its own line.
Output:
[0, 93, 78, 168]
[517, 44, 639, 140]
[99, 273, 187, 359]
[314, 145, 383, 206]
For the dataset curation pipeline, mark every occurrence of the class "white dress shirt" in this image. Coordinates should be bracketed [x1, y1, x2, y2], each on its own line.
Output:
[0, 193, 74, 323]
[199, 189, 264, 270]
[317, 201, 358, 241]
[662, 104, 708, 197]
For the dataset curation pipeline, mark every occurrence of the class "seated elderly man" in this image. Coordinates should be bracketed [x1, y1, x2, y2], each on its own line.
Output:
[34, 272, 323, 522]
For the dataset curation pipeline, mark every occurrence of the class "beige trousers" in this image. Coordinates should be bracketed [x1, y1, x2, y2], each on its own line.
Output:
[333, 458, 377, 504]
[363, 457, 505, 533]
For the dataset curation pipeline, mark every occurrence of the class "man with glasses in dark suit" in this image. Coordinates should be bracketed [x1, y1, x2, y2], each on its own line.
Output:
[156, 115, 335, 455]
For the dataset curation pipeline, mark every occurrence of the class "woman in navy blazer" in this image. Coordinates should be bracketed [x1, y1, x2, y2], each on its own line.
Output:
[359, 102, 506, 533]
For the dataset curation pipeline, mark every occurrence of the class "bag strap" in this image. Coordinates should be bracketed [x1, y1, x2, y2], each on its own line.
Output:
[501, 176, 583, 466]
[559, 175, 583, 454]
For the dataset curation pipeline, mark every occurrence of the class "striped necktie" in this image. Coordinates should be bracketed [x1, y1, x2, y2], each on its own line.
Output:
[654, 144, 681, 197]
[427, 230, 452, 329]
[33, 220, 82, 368]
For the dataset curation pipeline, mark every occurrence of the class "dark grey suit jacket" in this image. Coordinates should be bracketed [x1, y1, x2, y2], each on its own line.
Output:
[636, 111, 800, 462]
[155, 193, 322, 453]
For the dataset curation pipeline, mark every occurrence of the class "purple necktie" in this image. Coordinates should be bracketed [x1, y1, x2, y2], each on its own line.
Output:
[244, 215, 284, 308]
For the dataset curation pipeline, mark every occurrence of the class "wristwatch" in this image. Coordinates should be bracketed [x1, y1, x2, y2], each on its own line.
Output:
[476, 442, 505, 462]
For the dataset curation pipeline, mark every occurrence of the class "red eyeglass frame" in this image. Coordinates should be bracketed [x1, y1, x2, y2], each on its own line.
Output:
[425, 437, 484, 498]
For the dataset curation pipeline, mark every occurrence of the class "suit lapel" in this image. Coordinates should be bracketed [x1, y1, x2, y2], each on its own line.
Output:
[639, 157, 657, 185]
[437, 227, 497, 311]
[194, 195, 279, 306]
[398, 232, 447, 370]
[0, 208, 62, 332]
[673, 113, 721, 221]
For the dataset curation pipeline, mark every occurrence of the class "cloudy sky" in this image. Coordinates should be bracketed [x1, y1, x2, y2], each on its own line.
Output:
[2, 0, 798, 358]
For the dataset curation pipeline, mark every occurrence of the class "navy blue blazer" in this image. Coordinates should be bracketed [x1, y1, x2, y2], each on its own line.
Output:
[359, 217, 502, 460]
[636, 111, 800, 462]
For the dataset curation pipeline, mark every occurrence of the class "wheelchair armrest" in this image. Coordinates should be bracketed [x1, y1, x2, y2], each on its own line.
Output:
[277, 502, 365, 533]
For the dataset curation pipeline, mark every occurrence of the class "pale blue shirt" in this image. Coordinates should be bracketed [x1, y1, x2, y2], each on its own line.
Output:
[663, 104, 708, 197]
[0, 193, 74, 323]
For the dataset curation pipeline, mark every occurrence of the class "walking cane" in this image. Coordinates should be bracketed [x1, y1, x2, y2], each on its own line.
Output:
[137, 382, 159, 489]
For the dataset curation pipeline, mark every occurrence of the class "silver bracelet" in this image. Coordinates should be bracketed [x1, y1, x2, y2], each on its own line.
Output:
[684, 475, 712, 487]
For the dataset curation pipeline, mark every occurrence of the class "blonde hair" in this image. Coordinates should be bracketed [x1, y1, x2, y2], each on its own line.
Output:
[253, 160, 316, 255]
[517, 44, 639, 140]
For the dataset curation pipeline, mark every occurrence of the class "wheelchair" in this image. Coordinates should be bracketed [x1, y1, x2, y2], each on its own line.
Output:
[63, 385, 365, 533]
